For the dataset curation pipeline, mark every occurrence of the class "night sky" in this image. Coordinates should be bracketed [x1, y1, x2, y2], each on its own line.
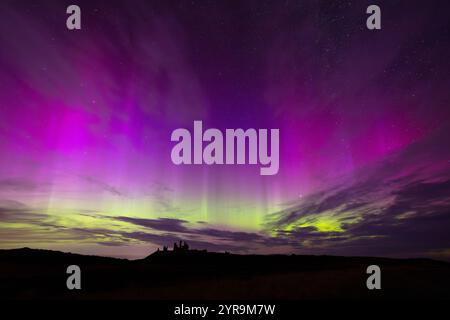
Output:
[0, 0, 449, 260]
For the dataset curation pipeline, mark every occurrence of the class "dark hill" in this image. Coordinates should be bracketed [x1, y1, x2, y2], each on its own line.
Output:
[1, 247, 449, 299]
[0, 247, 126, 264]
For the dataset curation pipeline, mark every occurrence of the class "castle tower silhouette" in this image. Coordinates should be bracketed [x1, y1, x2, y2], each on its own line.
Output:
[173, 240, 189, 252]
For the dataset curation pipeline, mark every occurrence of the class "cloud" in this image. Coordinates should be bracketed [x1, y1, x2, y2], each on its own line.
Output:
[0, 202, 130, 246]
[79, 175, 125, 197]
[0, 200, 47, 223]
[144, 182, 181, 213]
[0, 200, 278, 254]
[116, 217, 189, 233]
[265, 126, 450, 258]
[0, 178, 38, 192]
[112, 216, 273, 251]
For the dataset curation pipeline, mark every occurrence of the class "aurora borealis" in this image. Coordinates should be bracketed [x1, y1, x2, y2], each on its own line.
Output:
[0, 0, 449, 260]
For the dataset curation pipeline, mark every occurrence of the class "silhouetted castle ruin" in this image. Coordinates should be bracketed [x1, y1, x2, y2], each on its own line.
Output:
[173, 240, 189, 251]
[156, 241, 191, 254]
